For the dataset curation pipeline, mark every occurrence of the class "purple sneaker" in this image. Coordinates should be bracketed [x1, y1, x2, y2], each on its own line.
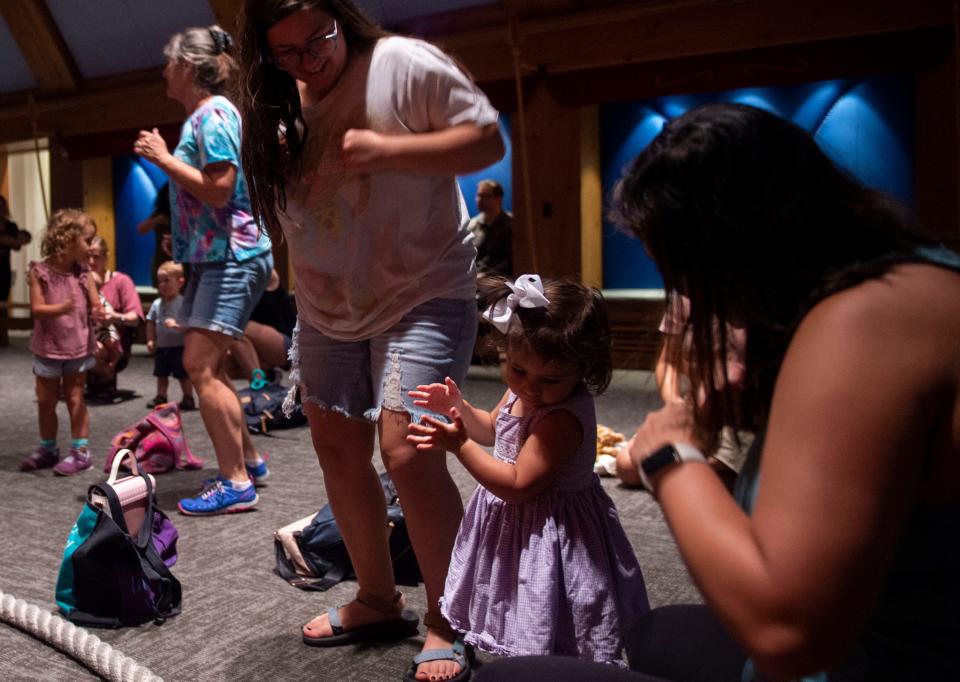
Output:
[53, 448, 92, 476]
[20, 447, 59, 472]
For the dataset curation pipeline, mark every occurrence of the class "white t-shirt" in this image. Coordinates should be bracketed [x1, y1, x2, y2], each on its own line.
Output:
[279, 36, 500, 341]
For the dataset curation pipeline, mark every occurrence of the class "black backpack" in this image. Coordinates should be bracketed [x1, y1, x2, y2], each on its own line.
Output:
[239, 381, 307, 434]
[274, 473, 422, 591]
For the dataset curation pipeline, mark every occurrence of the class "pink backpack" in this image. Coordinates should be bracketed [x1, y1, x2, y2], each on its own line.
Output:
[104, 403, 203, 474]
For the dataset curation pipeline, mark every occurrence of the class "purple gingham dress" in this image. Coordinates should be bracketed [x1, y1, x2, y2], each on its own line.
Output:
[440, 388, 650, 664]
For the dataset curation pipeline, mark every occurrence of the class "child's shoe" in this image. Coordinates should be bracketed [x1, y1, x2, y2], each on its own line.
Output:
[20, 446, 59, 472]
[146, 395, 168, 409]
[53, 447, 92, 476]
[178, 476, 258, 516]
[178, 396, 196, 411]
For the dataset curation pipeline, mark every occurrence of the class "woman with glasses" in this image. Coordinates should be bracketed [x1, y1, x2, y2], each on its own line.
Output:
[134, 25, 273, 516]
[238, 2, 504, 680]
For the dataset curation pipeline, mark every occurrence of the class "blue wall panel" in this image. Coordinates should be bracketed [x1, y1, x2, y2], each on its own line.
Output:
[601, 76, 915, 289]
[113, 156, 166, 286]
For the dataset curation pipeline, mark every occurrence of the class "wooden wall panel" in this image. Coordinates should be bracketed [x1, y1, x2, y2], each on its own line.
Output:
[81, 158, 115, 270]
[512, 81, 583, 278]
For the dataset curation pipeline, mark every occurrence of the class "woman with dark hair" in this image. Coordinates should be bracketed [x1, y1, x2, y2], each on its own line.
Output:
[477, 103, 960, 681]
[237, 1, 504, 680]
[134, 24, 273, 515]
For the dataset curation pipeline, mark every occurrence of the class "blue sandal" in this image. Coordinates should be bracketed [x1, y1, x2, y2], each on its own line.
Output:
[302, 589, 419, 647]
[403, 613, 473, 681]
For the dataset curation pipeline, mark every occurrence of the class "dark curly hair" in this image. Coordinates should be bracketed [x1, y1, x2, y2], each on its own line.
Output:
[237, 0, 388, 242]
[480, 276, 613, 395]
[610, 102, 926, 442]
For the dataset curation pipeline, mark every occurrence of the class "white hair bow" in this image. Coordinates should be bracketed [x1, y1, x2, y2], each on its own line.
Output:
[482, 274, 550, 333]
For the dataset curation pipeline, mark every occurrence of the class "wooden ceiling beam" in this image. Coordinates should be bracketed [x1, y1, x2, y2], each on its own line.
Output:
[439, 0, 953, 82]
[208, 0, 245, 35]
[0, 79, 182, 146]
[0, 0, 952, 146]
[0, 0, 80, 92]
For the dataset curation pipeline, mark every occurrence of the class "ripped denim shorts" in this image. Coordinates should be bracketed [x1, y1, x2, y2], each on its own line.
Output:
[292, 298, 477, 424]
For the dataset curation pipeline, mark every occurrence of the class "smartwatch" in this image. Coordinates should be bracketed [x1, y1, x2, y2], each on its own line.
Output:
[638, 442, 706, 492]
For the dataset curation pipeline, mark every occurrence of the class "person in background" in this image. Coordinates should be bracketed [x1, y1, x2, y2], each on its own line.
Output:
[226, 267, 296, 387]
[135, 24, 272, 515]
[0, 195, 33, 341]
[238, 1, 504, 679]
[20, 209, 104, 476]
[145, 261, 195, 410]
[89, 271, 124, 391]
[468, 179, 512, 279]
[478, 102, 960, 681]
[137, 183, 185, 288]
[85, 236, 144, 398]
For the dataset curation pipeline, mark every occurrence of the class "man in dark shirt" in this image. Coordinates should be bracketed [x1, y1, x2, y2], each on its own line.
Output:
[467, 179, 512, 279]
[0, 195, 31, 304]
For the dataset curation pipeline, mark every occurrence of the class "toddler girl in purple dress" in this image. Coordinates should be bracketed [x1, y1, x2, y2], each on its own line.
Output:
[408, 275, 649, 666]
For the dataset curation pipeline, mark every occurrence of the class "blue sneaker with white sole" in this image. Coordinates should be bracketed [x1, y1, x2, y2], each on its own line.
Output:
[245, 458, 270, 485]
[178, 477, 258, 516]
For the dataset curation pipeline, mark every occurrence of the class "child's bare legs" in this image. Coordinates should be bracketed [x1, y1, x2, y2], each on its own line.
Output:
[301, 403, 396, 636]
[380, 408, 465, 681]
[156, 376, 170, 398]
[36, 376, 60, 441]
[61, 371, 89, 440]
[178, 377, 194, 402]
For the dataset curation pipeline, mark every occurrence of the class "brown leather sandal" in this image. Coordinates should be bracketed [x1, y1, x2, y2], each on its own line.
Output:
[302, 588, 420, 647]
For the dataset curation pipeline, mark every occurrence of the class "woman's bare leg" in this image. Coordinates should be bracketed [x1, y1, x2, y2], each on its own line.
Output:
[380, 408, 465, 681]
[183, 328, 246, 483]
[301, 402, 400, 636]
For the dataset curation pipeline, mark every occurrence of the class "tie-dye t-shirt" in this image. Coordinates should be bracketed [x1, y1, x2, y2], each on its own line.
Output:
[170, 95, 271, 264]
[279, 37, 499, 341]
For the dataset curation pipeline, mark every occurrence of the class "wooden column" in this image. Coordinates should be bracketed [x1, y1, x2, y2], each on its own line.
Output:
[48, 135, 83, 211]
[81, 158, 115, 270]
[511, 80, 585, 278]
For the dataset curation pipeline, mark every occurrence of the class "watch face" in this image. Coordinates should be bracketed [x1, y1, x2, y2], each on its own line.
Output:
[640, 444, 679, 477]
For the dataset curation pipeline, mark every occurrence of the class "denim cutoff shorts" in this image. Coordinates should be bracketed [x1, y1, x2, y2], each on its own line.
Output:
[33, 354, 96, 379]
[294, 298, 478, 424]
[181, 251, 273, 339]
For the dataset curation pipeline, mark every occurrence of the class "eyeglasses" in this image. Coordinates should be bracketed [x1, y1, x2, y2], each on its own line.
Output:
[270, 21, 338, 71]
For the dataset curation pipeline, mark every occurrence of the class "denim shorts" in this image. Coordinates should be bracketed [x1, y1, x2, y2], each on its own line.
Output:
[181, 251, 273, 339]
[293, 298, 477, 424]
[34, 354, 96, 379]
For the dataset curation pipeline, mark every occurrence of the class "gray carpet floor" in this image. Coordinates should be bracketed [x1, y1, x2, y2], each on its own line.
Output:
[0, 333, 700, 681]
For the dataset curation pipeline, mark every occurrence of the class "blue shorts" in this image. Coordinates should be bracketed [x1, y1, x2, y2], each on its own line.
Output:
[293, 298, 477, 424]
[181, 251, 273, 339]
[33, 354, 96, 379]
[153, 346, 187, 379]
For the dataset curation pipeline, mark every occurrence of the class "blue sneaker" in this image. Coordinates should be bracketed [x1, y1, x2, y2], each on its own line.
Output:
[178, 477, 258, 516]
[245, 458, 270, 485]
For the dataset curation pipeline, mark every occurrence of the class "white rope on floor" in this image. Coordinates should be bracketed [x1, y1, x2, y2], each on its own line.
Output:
[0, 590, 163, 682]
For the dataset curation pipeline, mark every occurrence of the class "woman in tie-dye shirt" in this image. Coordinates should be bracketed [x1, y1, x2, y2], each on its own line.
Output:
[134, 24, 273, 516]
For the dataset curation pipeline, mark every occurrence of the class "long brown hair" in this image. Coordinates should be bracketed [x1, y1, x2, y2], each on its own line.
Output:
[237, 0, 388, 241]
[611, 103, 924, 445]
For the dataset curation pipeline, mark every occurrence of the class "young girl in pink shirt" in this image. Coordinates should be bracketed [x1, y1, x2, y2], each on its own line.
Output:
[20, 209, 104, 475]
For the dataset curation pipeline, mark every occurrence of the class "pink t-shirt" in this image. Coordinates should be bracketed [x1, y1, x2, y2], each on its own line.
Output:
[100, 271, 144, 320]
[29, 260, 96, 360]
